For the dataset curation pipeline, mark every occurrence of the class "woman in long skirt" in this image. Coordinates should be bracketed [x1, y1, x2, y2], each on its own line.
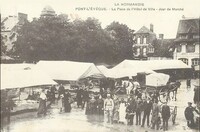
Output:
[119, 98, 126, 124]
[64, 91, 72, 112]
[96, 95, 104, 115]
[37, 89, 47, 116]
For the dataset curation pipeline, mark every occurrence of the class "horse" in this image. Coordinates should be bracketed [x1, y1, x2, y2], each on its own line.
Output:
[167, 81, 181, 101]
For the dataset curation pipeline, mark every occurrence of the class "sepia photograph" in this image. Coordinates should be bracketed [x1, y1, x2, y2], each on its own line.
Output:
[1, 0, 200, 131]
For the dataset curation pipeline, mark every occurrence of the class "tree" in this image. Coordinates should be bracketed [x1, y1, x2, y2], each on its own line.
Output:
[14, 15, 73, 62]
[105, 21, 134, 62]
[14, 16, 135, 64]
[70, 17, 115, 63]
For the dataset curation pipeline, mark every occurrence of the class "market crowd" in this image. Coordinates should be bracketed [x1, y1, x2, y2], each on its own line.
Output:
[36, 78, 200, 131]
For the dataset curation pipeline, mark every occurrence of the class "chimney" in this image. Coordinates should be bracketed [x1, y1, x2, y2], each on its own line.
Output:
[18, 13, 28, 25]
[159, 34, 164, 39]
[150, 24, 154, 32]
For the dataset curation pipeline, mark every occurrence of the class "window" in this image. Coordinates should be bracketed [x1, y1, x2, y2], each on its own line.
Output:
[143, 48, 147, 56]
[136, 48, 140, 55]
[178, 58, 188, 65]
[144, 38, 146, 44]
[192, 58, 200, 66]
[186, 45, 195, 53]
[176, 45, 182, 52]
[137, 38, 140, 44]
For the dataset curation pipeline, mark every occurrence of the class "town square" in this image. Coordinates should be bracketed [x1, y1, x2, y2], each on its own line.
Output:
[1, 0, 200, 132]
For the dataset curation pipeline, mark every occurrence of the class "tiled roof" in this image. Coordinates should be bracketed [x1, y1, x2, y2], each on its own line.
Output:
[177, 18, 200, 34]
[135, 26, 155, 34]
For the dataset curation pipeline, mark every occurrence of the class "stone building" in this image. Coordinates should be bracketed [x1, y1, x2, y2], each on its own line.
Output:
[173, 17, 200, 67]
[132, 24, 156, 60]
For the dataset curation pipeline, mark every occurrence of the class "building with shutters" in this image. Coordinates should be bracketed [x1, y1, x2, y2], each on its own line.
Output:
[132, 24, 156, 60]
[173, 17, 200, 67]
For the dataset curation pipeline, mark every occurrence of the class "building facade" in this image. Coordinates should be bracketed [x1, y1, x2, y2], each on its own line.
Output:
[132, 24, 156, 60]
[1, 13, 28, 51]
[173, 18, 200, 67]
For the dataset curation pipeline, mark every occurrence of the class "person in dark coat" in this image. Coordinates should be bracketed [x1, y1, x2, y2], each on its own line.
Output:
[82, 88, 90, 109]
[127, 96, 137, 125]
[50, 85, 57, 104]
[96, 95, 104, 115]
[85, 96, 96, 115]
[126, 102, 135, 125]
[161, 102, 170, 131]
[64, 90, 71, 112]
[186, 79, 191, 90]
[76, 87, 83, 108]
[151, 100, 160, 130]
[184, 102, 198, 128]
[58, 84, 65, 97]
[136, 97, 143, 125]
[141, 98, 153, 127]
[193, 86, 200, 104]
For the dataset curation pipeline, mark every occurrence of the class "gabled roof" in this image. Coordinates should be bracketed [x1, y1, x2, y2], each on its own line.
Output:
[177, 18, 200, 34]
[135, 26, 155, 35]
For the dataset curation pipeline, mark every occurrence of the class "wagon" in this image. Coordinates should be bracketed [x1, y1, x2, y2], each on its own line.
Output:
[145, 73, 180, 125]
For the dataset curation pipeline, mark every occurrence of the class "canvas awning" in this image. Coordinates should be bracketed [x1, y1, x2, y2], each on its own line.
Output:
[1, 69, 57, 90]
[102, 67, 155, 79]
[146, 73, 170, 87]
[114, 59, 191, 71]
[1, 63, 35, 71]
[34, 61, 104, 81]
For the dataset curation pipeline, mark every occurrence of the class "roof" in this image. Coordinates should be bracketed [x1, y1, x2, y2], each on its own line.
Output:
[1, 16, 18, 31]
[114, 59, 191, 71]
[35, 61, 104, 81]
[135, 26, 156, 35]
[177, 18, 200, 34]
[1, 67, 56, 89]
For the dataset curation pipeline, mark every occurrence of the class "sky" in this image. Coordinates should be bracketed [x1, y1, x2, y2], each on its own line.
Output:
[1, 0, 200, 39]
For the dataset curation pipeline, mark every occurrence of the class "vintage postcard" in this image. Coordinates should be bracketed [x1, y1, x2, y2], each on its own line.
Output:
[1, 0, 200, 132]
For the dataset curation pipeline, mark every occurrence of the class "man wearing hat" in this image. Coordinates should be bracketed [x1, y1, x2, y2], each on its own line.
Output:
[161, 102, 170, 131]
[104, 94, 114, 123]
[184, 102, 195, 128]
